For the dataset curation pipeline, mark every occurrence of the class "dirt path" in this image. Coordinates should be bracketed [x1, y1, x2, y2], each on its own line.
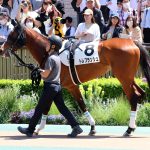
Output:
[0, 125, 150, 150]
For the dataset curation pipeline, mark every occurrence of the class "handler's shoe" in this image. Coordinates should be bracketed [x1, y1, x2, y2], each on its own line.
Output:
[17, 126, 33, 137]
[68, 125, 83, 137]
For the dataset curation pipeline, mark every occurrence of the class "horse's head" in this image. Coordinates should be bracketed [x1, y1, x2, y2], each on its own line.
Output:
[0, 21, 26, 57]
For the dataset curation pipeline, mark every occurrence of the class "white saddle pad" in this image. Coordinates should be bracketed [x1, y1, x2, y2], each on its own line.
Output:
[59, 40, 100, 66]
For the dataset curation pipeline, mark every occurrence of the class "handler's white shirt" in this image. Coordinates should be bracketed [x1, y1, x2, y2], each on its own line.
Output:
[75, 23, 100, 42]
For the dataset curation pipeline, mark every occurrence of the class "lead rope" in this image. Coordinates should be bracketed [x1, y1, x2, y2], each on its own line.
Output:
[10, 50, 41, 89]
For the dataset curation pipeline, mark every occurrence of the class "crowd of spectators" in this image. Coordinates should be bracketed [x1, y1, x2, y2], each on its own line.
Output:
[0, 0, 150, 45]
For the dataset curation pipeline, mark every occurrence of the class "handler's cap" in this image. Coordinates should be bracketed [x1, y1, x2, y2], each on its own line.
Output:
[83, 9, 93, 16]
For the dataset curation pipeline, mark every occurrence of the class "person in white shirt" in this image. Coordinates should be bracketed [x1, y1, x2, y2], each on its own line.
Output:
[16, 0, 38, 24]
[141, 0, 150, 43]
[0, 11, 14, 44]
[24, 17, 41, 34]
[75, 8, 100, 42]
[64, 16, 76, 37]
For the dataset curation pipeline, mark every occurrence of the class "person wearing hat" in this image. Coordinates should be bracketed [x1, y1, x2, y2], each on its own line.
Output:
[0, 9, 13, 45]
[75, 8, 100, 42]
[18, 35, 83, 138]
[79, 0, 105, 35]
[101, 13, 123, 40]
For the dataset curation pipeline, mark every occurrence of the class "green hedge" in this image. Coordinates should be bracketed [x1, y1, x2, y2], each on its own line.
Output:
[0, 78, 150, 125]
[0, 78, 149, 101]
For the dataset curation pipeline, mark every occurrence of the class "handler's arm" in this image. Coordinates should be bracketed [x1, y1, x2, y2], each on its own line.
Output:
[40, 69, 51, 78]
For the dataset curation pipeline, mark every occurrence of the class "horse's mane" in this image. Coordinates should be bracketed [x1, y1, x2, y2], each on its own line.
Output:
[26, 27, 48, 42]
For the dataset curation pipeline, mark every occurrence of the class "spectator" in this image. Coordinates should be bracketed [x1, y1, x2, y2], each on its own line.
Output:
[1, 0, 8, 7]
[30, 0, 43, 11]
[100, 0, 110, 24]
[24, 17, 41, 34]
[0, 10, 14, 45]
[0, 1, 9, 15]
[75, 9, 100, 42]
[48, 16, 66, 37]
[39, 0, 65, 35]
[122, 16, 142, 43]
[52, 0, 65, 17]
[106, 0, 118, 16]
[118, 0, 137, 26]
[137, 0, 147, 24]
[35, 0, 53, 36]
[64, 16, 76, 37]
[16, 0, 38, 24]
[101, 13, 123, 40]
[71, 0, 100, 24]
[71, 0, 86, 24]
[7, 0, 22, 20]
[81, 0, 105, 34]
[141, 0, 150, 43]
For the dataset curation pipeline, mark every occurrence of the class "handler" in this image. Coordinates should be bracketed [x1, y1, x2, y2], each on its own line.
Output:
[18, 35, 83, 137]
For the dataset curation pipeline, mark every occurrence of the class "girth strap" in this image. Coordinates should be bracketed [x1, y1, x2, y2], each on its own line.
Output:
[68, 43, 81, 85]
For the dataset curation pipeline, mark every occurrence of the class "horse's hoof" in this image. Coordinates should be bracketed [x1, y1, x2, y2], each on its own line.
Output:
[123, 127, 135, 137]
[89, 125, 96, 136]
[89, 130, 96, 136]
[33, 132, 39, 136]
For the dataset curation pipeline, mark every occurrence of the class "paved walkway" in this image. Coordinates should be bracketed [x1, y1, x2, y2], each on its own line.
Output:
[0, 124, 150, 150]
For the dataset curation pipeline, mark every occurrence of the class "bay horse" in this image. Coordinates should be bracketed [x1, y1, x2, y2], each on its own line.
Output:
[0, 22, 150, 136]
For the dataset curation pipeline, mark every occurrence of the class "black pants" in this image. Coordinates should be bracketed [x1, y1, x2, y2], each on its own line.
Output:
[143, 28, 150, 43]
[28, 82, 78, 133]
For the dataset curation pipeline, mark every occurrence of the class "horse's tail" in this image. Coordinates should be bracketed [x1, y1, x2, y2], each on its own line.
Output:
[134, 41, 150, 88]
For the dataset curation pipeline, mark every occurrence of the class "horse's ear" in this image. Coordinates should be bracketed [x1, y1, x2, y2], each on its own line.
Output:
[11, 19, 18, 27]
[11, 19, 22, 28]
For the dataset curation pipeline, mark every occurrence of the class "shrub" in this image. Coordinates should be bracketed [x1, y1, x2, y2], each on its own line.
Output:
[137, 103, 150, 126]
[0, 85, 20, 123]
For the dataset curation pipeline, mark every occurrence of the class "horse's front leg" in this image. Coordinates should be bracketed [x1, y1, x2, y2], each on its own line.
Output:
[69, 86, 96, 135]
[34, 107, 50, 135]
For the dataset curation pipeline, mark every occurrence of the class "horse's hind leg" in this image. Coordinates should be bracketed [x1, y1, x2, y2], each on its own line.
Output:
[123, 81, 145, 136]
[117, 79, 145, 136]
[69, 86, 96, 135]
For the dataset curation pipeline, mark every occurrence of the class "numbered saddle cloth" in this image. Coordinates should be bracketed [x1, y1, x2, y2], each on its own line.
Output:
[59, 40, 100, 66]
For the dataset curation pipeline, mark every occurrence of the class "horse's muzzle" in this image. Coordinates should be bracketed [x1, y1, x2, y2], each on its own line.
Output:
[0, 45, 4, 55]
[0, 44, 11, 57]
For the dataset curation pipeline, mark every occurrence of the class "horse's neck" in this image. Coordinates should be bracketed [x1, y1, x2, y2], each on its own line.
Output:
[25, 29, 50, 65]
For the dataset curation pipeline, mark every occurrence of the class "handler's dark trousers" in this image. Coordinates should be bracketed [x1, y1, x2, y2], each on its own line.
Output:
[28, 82, 79, 133]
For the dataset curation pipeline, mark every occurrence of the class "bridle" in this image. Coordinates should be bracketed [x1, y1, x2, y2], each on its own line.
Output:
[4, 25, 41, 89]
[5, 25, 26, 55]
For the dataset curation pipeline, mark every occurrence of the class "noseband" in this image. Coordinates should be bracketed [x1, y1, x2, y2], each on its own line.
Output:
[4, 26, 42, 89]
